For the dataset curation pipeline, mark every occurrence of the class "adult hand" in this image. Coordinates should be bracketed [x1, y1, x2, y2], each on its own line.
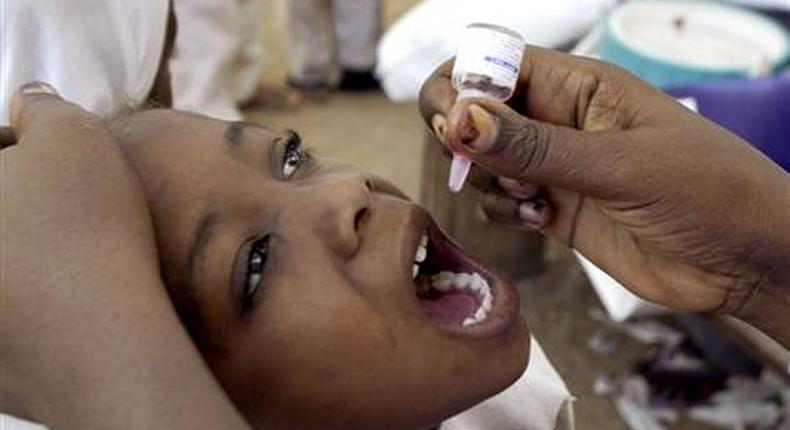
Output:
[420, 47, 790, 346]
[1, 83, 251, 429]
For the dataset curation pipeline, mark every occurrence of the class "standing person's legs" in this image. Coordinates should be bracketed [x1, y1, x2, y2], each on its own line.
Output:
[284, 0, 333, 91]
[332, 0, 380, 90]
[170, 0, 251, 120]
[227, 0, 268, 106]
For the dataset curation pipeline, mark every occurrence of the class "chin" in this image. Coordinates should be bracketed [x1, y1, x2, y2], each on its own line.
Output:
[379, 208, 533, 430]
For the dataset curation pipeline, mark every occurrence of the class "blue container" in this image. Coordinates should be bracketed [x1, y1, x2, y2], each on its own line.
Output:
[600, 0, 790, 88]
[667, 75, 790, 172]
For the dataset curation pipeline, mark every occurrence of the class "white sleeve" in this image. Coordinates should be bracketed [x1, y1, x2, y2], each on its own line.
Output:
[0, 0, 169, 125]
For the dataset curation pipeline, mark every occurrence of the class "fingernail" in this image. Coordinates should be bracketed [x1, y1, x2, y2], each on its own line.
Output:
[431, 113, 447, 141]
[518, 199, 548, 228]
[19, 81, 59, 96]
[497, 176, 538, 199]
[461, 103, 497, 152]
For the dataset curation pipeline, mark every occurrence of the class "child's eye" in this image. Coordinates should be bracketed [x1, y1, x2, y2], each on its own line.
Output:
[243, 235, 270, 310]
[282, 130, 308, 178]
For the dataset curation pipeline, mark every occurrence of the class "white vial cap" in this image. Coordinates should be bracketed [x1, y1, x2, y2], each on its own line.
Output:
[447, 23, 524, 193]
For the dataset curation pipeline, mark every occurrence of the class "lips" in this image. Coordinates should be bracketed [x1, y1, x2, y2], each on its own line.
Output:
[405, 213, 520, 339]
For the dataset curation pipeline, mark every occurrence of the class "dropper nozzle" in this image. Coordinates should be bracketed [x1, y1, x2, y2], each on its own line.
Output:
[448, 153, 472, 193]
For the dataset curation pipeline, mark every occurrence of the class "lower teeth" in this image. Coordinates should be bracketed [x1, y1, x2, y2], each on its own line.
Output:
[429, 271, 493, 327]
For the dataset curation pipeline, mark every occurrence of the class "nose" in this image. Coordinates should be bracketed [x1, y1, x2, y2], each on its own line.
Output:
[307, 174, 373, 259]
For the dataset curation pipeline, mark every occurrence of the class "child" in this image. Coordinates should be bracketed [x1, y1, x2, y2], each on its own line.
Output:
[109, 107, 573, 429]
[1, 1, 572, 427]
[3, 99, 572, 430]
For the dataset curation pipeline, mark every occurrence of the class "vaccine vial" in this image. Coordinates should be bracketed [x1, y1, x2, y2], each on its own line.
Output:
[447, 23, 525, 193]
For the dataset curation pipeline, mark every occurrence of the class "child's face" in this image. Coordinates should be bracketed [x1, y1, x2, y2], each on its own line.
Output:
[116, 110, 529, 430]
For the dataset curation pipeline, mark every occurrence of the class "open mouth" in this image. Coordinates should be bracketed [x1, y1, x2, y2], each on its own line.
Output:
[409, 221, 519, 337]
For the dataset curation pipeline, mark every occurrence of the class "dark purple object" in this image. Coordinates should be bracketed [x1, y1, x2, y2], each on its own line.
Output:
[666, 74, 790, 171]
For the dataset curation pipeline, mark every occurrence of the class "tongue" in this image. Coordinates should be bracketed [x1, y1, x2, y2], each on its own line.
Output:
[418, 291, 479, 326]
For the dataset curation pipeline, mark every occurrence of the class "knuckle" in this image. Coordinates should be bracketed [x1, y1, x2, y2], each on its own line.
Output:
[500, 119, 552, 178]
[481, 193, 518, 223]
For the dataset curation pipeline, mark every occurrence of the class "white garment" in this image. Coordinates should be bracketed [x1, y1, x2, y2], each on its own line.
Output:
[0, 0, 169, 125]
[169, 0, 267, 121]
[0, 415, 46, 430]
[285, 0, 380, 83]
[375, 0, 616, 102]
[444, 337, 573, 430]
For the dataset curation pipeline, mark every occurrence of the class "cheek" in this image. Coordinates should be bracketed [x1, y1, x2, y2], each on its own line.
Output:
[223, 276, 413, 427]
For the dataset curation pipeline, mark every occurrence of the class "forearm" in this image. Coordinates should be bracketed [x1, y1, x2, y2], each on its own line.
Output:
[5, 271, 252, 430]
[1, 111, 250, 429]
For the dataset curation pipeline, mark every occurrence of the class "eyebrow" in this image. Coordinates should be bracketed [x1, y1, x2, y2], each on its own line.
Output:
[186, 211, 219, 289]
[224, 121, 274, 149]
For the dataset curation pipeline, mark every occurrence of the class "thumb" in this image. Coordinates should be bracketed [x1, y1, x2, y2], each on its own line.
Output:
[2, 81, 62, 148]
[9, 81, 63, 131]
[8, 81, 114, 155]
[445, 98, 631, 198]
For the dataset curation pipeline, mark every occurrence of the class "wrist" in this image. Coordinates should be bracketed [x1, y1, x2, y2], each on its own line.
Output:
[733, 177, 790, 346]
[732, 274, 790, 350]
[729, 177, 790, 348]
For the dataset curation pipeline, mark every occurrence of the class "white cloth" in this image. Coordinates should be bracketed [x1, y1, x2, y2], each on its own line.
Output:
[0, 415, 46, 430]
[575, 251, 669, 322]
[444, 337, 573, 430]
[169, 0, 268, 121]
[375, 0, 616, 102]
[285, 0, 380, 83]
[0, 0, 169, 125]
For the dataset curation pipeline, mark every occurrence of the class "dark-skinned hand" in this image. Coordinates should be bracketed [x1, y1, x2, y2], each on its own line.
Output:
[420, 47, 790, 347]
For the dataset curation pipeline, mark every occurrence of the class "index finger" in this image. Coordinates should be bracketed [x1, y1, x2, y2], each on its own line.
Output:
[419, 58, 456, 133]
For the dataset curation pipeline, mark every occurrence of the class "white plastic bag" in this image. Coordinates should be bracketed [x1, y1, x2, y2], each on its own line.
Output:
[575, 251, 668, 322]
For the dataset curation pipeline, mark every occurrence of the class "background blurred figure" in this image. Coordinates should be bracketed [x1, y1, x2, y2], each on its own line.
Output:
[285, 0, 381, 99]
[171, 0, 295, 121]
[0, 0, 172, 124]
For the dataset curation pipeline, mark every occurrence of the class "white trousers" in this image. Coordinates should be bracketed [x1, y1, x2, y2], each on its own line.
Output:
[170, 0, 267, 120]
[285, 0, 380, 84]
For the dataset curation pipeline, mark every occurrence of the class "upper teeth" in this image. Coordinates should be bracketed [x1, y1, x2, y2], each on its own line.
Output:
[431, 271, 494, 327]
[412, 232, 429, 279]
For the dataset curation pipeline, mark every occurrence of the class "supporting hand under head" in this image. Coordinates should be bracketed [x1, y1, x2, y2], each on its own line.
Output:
[419, 46, 790, 347]
[2, 82, 252, 429]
